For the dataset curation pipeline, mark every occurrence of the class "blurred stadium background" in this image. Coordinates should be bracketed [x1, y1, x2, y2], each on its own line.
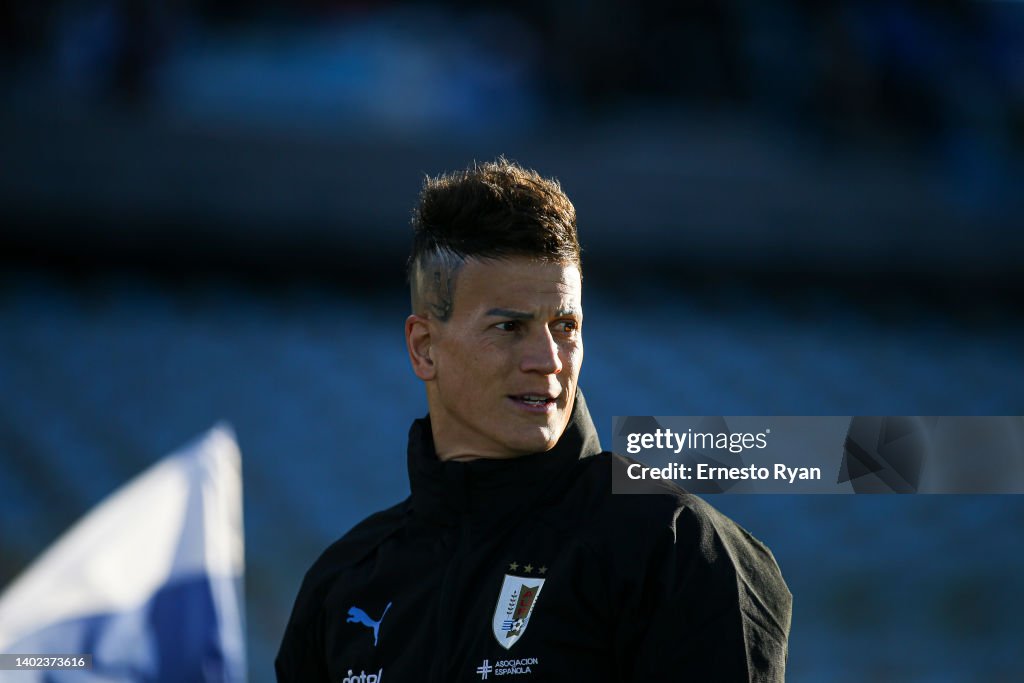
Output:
[2, 1, 1023, 681]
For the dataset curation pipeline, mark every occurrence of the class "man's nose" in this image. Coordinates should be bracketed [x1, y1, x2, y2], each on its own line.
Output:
[521, 326, 563, 375]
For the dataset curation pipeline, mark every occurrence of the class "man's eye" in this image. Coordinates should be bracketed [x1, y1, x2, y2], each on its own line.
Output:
[555, 320, 579, 335]
[496, 321, 520, 332]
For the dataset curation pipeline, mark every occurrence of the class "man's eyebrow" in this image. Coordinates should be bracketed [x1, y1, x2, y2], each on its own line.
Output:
[485, 308, 534, 320]
[484, 307, 581, 319]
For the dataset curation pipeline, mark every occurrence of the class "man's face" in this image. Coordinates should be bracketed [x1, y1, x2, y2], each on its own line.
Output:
[421, 258, 583, 460]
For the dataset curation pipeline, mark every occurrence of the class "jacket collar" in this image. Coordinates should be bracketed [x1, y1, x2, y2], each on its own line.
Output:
[406, 389, 602, 526]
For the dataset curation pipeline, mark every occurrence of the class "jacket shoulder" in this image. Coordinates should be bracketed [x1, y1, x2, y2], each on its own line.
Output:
[297, 498, 411, 602]
[276, 499, 411, 681]
[576, 454, 792, 679]
[578, 452, 789, 598]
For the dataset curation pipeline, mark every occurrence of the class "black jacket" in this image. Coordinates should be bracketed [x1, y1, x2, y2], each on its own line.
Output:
[276, 393, 792, 682]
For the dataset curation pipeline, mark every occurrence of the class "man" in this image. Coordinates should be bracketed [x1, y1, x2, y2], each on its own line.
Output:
[276, 159, 792, 682]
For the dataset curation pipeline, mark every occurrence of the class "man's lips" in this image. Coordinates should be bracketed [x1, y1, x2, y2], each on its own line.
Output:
[509, 393, 559, 412]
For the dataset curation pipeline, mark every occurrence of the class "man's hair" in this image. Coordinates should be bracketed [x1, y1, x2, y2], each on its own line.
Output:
[408, 157, 580, 320]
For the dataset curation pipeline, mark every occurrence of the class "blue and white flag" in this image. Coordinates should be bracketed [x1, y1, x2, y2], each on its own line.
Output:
[0, 425, 246, 682]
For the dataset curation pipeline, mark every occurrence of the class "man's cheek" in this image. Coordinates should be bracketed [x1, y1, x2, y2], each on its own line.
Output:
[566, 348, 583, 377]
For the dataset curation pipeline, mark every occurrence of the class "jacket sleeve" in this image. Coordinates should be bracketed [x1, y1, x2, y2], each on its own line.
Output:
[611, 498, 792, 682]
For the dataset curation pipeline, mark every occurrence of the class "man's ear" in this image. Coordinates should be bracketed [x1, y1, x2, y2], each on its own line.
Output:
[405, 314, 436, 381]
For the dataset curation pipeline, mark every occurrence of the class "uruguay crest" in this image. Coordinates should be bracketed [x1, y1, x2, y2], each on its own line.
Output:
[491, 574, 546, 649]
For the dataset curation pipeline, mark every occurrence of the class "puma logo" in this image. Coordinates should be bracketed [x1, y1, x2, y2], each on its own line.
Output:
[347, 602, 392, 646]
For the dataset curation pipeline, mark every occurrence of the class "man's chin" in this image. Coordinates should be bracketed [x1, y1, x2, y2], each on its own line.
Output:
[504, 424, 563, 456]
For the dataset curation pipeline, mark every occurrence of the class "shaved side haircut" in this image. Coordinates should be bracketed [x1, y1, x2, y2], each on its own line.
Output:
[408, 158, 581, 321]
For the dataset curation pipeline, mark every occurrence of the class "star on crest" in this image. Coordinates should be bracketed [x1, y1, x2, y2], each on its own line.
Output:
[539, 566, 547, 574]
[523, 564, 534, 573]
[508, 561, 519, 571]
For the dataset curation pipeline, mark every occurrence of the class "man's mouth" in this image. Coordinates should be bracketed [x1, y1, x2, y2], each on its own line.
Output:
[510, 394, 558, 410]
